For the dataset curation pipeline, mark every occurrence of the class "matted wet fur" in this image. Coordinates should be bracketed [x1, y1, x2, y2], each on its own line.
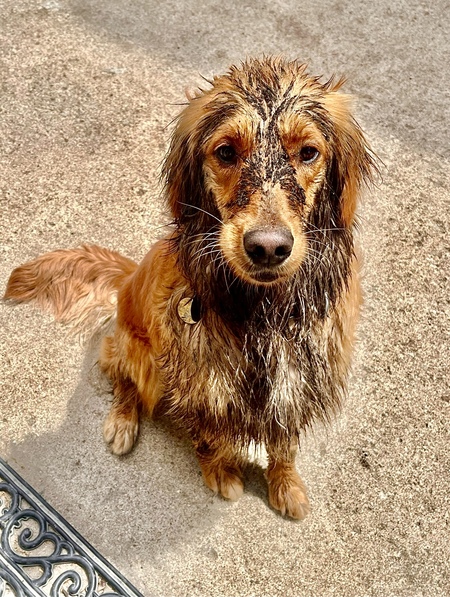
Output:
[4, 57, 377, 519]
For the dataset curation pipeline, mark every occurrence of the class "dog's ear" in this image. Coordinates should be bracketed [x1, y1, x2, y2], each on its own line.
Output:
[322, 90, 377, 227]
[162, 94, 209, 223]
[163, 89, 233, 228]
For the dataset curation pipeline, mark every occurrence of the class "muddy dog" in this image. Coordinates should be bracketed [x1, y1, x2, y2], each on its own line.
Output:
[5, 57, 376, 519]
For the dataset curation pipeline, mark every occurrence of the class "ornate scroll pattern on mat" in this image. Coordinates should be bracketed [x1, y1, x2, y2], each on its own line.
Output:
[0, 458, 143, 597]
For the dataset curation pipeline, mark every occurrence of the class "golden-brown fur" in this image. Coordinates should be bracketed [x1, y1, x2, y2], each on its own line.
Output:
[4, 57, 376, 519]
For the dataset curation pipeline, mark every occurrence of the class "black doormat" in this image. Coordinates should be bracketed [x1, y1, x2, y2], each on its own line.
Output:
[0, 458, 144, 597]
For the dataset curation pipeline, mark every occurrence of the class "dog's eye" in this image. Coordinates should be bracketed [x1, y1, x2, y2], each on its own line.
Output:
[215, 144, 238, 165]
[299, 146, 319, 164]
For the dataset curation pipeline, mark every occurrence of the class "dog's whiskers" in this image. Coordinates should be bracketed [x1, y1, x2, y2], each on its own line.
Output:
[177, 202, 223, 225]
[191, 240, 220, 260]
[185, 229, 221, 244]
[304, 223, 346, 235]
[193, 247, 223, 268]
[305, 247, 334, 269]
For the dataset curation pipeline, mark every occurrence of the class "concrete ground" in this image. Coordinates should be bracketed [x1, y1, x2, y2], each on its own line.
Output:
[1, 0, 449, 595]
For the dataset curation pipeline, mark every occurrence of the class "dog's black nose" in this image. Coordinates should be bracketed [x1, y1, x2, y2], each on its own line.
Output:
[244, 227, 294, 266]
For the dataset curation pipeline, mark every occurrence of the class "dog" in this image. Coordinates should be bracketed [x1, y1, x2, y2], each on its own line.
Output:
[4, 57, 376, 519]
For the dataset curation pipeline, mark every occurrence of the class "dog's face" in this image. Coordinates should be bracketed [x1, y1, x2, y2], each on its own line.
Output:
[164, 58, 374, 286]
[202, 101, 330, 284]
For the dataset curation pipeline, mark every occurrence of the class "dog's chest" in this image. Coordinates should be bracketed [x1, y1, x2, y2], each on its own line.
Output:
[160, 294, 346, 443]
[171, 308, 319, 404]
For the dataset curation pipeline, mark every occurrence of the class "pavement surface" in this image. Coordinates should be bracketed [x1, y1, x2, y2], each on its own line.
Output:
[0, 0, 449, 596]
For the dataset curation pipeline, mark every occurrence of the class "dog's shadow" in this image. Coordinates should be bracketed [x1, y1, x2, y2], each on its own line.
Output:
[5, 331, 272, 563]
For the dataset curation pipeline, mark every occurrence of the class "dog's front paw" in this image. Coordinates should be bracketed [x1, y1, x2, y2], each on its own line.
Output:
[103, 411, 139, 455]
[195, 442, 245, 502]
[202, 464, 244, 501]
[267, 465, 310, 520]
[268, 480, 310, 520]
[200, 458, 244, 502]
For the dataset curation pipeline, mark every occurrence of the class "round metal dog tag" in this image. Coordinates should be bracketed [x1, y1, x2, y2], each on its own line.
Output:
[177, 296, 201, 324]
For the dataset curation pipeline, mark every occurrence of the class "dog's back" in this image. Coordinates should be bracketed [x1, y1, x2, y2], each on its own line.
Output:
[4, 245, 137, 337]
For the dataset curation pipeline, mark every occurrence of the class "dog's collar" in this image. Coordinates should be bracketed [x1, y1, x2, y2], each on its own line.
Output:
[176, 291, 330, 327]
[177, 295, 202, 324]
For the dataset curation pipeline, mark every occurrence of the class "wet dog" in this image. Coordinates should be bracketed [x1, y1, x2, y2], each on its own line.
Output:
[5, 57, 376, 519]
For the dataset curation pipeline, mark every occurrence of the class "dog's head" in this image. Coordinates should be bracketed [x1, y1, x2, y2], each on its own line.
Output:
[164, 57, 376, 286]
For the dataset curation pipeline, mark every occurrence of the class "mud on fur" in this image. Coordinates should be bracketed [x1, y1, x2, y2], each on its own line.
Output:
[4, 57, 377, 519]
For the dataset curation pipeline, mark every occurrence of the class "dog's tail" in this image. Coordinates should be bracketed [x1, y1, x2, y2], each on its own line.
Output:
[4, 245, 138, 338]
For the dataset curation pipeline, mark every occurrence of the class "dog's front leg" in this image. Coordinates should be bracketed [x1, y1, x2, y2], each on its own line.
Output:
[103, 376, 140, 456]
[266, 440, 310, 520]
[194, 437, 245, 502]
